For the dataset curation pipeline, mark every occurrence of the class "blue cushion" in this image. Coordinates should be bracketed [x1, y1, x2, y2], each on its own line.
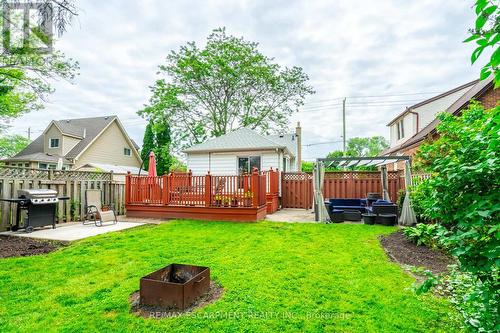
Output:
[329, 198, 364, 206]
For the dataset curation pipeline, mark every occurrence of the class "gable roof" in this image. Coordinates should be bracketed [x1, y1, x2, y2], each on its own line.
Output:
[386, 79, 479, 126]
[183, 127, 296, 156]
[382, 77, 494, 155]
[5, 115, 140, 163]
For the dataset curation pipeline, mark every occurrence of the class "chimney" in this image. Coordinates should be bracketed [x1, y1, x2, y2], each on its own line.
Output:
[83, 128, 86, 139]
[295, 122, 302, 171]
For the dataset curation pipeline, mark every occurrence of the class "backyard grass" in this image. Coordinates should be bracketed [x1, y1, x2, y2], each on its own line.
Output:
[0, 221, 459, 332]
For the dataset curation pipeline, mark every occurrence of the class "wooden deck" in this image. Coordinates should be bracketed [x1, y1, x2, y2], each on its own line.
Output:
[125, 169, 279, 222]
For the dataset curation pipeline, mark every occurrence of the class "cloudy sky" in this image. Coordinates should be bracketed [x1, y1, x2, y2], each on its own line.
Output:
[7, 0, 483, 160]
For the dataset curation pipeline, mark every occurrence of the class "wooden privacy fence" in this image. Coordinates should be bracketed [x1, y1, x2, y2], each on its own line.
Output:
[126, 169, 268, 208]
[281, 171, 406, 209]
[0, 166, 125, 231]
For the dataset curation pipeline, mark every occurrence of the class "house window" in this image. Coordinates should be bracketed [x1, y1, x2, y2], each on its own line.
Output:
[238, 156, 261, 174]
[397, 120, 405, 140]
[38, 163, 48, 169]
[124, 147, 131, 156]
[49, 138, 60, 148]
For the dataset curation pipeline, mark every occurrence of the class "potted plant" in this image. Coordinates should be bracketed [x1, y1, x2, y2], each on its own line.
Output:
[214, 194, 222, 207]
[243, 191, 253, 207]
[223, 196, 230, 207]
[231, 197, 238, 207]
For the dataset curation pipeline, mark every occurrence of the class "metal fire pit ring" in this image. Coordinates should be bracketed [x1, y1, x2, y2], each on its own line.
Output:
[140, 263, 210, 310]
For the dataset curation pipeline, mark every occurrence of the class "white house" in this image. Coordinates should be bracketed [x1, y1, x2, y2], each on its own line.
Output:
[183, 124, 302, 175]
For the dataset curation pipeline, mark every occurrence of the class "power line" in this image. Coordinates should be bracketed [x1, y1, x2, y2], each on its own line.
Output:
[303, 140, 343, 147]
[302, 91, 442, 105]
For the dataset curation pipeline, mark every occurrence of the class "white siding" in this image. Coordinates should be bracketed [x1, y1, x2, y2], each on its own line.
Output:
[187, 153, 209, 175]
[416, 86, 471, 129]
[209, 153, 237, 175]
[186, 149, 286, 175]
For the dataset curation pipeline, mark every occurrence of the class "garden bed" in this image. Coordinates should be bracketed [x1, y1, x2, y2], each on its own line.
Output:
[380, 230, 454, 274]
[0, 235, 64, 258]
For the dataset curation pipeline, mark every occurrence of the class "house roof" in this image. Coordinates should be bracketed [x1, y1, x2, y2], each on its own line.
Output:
[382, 77, 494, 155]
[183, 127, 296, 156]
[3, 115, 140, 163]
[386, 79, 479, 126]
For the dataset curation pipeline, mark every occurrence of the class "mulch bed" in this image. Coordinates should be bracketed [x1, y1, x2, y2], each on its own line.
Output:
[130, 281, 224, 319]
[0, 235, 65, 258]
[380, 230, 455, 275]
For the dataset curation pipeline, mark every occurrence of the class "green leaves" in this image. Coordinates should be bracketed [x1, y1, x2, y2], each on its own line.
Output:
[139, 28, 314, 151]
[411, 102, 500, 330]
[465, 1, 500, 86]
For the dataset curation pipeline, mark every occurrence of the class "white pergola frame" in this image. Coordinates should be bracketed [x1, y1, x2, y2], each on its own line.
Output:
[313, 156, 416, 225]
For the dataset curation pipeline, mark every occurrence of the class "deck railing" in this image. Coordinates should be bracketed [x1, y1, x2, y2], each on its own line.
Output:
[126, 169, 269, 208]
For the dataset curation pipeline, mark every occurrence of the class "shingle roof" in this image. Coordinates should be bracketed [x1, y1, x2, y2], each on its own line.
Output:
[183, 127, 296, 156]
[5, 116, 119, 162]
[382, 77, 494, 155]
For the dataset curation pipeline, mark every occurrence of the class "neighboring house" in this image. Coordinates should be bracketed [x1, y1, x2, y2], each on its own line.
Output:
[2, 116, 143, 173]
[382, 77, 498, 170]
[184, 123, 302, 175]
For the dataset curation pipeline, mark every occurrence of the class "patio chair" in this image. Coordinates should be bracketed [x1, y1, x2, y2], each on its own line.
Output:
[84, 189, 117, 227]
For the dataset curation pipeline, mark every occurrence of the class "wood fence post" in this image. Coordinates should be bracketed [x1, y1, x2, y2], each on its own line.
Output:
[251, 168, 259, 207]
[162, 174, 169, 205]
[205, 171, 211, 207]
[125, 171, 131, 205]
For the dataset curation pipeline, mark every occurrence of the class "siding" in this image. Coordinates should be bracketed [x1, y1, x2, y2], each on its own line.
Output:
[186, 150, 284, 175]
[44, 124, 63, 156]
[62, 135, 81, 155]
[75, 121, 141, 169]
[187, 153, 209, 175]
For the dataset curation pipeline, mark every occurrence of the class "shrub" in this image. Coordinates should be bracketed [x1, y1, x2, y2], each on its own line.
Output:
[411, 102, 500, 331]
[403, 223, 448, 249]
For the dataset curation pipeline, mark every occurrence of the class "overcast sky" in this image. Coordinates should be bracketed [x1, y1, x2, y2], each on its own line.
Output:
[6, 0, 483, 160]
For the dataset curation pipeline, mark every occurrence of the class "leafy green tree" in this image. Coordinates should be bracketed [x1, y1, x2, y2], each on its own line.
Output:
[0, 1, 79, 123]
[0, 134, 29, 158]
[412, 102, 499, 330]
[139, 28, 314, 151]
[140, 121, 173, 175]
[141, 123, 155, 170]
[325, 137, 389, 170]
[465, 0, 500, 86]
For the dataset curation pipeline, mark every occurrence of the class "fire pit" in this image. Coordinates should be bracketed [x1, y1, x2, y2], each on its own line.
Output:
[140, 264, 210, 310]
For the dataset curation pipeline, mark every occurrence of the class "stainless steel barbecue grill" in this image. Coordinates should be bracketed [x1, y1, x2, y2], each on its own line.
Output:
[0, 189, 69, 232]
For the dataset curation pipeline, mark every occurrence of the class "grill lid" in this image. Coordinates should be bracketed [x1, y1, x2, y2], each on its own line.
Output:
[18, 189, 58, 199]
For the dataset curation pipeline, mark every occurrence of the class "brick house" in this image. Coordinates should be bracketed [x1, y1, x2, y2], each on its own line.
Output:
[382, 77, 498, 170]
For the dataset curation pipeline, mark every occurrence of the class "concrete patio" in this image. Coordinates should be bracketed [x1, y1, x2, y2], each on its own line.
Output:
[0, 221, 146, 241]
[265, 208, 316, 223]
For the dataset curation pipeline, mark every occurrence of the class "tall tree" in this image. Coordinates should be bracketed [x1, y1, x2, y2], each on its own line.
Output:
[0, 1, 79, 125]
[140, 121, 172, 175]
[139, 28, 314, 151]
[140, 123, 155, 170]
[465, 0, 499, 86]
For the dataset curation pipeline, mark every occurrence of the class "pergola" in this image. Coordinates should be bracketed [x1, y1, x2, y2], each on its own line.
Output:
[312, 156, 416, 225]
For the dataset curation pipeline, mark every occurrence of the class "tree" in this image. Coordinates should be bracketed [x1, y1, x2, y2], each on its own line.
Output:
[140, 121, 173, 175]
[465, 0, 500, 86]
[0, 134, 29, 158]
[141, 123, 155, 170]
[324, 137, 389, 170]
[0, 1, 79, 124]
[139, 28, 314, 151]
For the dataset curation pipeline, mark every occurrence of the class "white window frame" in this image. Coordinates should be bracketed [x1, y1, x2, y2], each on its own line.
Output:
[49, 138, 60, 148]
[124, 147, 131, 156]
[237, 155, 261, 174]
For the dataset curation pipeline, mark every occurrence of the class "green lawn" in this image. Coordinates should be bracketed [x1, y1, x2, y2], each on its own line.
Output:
[0, 221, 459, 332]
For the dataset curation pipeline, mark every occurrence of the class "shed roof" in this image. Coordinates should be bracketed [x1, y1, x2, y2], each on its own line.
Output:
[184, 127, 296, 156]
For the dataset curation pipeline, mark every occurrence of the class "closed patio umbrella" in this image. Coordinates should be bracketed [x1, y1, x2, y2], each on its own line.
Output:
[399, 160, 417, 226]
[148, 151, 157, 178]
[381, 165, 390, 201]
